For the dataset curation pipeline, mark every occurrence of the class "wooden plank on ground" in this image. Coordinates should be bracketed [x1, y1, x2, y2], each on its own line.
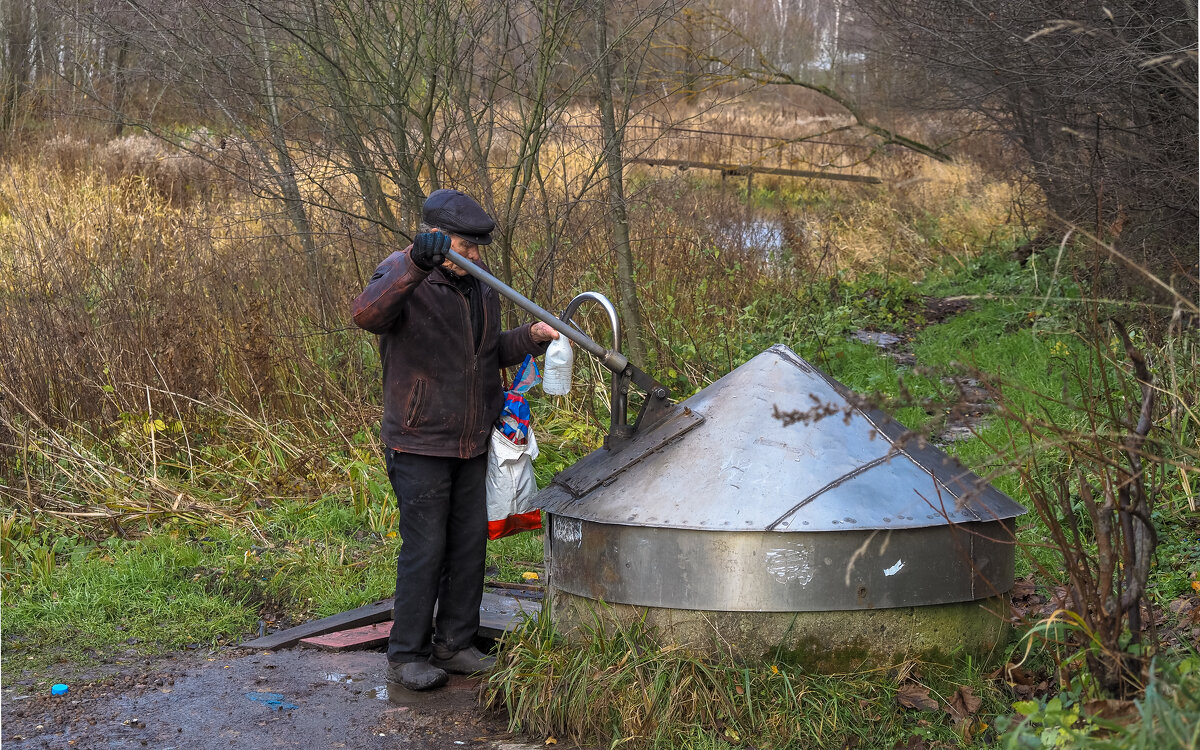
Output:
[238, 598, 394, 651]
[479, 592, 540, 639]
[299, 621, 391, 652]
[239, 592, 540, 650]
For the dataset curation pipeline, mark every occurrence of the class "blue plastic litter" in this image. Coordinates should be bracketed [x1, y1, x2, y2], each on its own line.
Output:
[51, 684, 69, 696]
[246, 691, 297, 710]
[497, 355, 540, 444]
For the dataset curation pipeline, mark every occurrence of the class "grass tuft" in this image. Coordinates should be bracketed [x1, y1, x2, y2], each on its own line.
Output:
[485, 608, 1008, 749]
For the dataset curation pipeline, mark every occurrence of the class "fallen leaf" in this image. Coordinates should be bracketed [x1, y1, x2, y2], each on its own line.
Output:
[956, 718, 988, 744]
[1082, 699, 1138, 726]
[545, 738, 557, 746]
[1011, 578, 1036, 598]
[989, 662, 1047, 699]
[943, 686, 982, 722]
[895, 683, 939, 712]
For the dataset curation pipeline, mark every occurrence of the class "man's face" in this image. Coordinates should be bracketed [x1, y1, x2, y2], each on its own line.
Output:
[433, 230, 480, 276]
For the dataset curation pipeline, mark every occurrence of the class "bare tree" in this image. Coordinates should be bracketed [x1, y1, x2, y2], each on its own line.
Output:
[593, 0, 646, 367]
[56, 1, 332, 309]
[49, 0, 706, 362]
[684, 5, 953, 164]
[1, 0, 56, 137]
[852, 0, 1199, 314]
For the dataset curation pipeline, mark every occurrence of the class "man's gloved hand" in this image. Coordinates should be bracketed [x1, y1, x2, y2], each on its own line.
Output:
[410, 231, 451, 271]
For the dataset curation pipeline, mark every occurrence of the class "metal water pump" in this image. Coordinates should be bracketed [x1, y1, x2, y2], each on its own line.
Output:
[444, 248, 673, 448]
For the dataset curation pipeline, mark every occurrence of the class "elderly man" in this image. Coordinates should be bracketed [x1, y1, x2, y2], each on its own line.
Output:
[351, 189, 558, 690]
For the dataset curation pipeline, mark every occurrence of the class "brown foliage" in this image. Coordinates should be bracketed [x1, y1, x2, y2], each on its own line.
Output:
[854, 0, 1199, 311]
[0, 156, 371, 430]
[40, 133, 236, 207]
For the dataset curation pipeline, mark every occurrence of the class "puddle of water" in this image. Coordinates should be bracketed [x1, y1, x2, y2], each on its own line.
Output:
[322, 673, 353, 684]
[851, 330, 902, 348]
[371, 685, 389, 700]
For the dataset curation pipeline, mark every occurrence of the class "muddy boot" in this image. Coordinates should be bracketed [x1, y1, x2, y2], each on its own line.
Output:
[429, 645, 496, 675]
[388, 660, 448, 691]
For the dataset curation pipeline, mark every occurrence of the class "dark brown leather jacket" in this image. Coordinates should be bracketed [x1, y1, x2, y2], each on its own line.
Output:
[351, 247, 546, 459]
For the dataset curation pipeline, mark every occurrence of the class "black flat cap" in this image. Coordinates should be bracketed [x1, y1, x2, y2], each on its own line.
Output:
[422, 189, 495, 245]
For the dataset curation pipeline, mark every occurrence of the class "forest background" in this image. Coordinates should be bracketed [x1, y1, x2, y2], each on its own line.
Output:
[1, 0, 1198, 747]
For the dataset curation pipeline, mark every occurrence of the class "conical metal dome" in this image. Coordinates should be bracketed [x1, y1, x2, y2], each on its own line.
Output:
[539, 344, 1025, 612]
[538, 344, 1024, 531]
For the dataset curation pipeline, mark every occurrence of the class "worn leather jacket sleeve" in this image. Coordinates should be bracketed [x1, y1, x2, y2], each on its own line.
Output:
[498, 322, 550, 369]
[350, 248, 429, 334]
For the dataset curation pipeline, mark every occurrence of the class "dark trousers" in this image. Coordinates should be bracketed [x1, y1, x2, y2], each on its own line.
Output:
[384, 449, 488, 664]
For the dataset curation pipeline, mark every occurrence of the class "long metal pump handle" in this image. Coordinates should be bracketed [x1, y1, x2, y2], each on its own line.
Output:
[444, 248, 632, 376]
[444, 248, 672, 441]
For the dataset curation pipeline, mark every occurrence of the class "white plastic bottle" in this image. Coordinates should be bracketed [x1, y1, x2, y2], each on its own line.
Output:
[542, 335, 574, 395]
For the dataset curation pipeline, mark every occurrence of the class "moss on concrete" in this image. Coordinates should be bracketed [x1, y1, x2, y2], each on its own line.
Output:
[550, 591, 1012, 672]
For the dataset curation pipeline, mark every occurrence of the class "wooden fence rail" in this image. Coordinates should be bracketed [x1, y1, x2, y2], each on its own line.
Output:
[628, 157, 882, 184]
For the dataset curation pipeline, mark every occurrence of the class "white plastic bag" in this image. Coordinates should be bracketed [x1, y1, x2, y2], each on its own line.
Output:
[486, 426, 542, 539]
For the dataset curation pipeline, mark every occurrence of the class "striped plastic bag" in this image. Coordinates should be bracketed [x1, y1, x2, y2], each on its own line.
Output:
[486, 355, 543, 540]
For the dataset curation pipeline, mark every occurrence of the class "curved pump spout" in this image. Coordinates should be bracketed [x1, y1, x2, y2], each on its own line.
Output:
[560, 292, 626, 439]
[443, 248, 674, 447]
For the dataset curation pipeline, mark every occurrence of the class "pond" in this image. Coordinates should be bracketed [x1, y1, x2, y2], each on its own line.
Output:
[713, 217, 786, 260]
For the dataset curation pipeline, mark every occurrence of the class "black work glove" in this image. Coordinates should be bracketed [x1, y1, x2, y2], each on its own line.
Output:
[410, 231, 451, 271]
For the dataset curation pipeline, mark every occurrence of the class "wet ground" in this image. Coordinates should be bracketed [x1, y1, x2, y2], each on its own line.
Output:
[2, 647, 548, 749]
[850, 296, 995, 445]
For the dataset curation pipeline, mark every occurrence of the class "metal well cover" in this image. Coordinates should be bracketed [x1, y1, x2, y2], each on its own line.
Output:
[537, 344, 1025, 532]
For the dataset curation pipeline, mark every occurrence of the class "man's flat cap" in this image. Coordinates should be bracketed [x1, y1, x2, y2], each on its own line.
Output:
[422, 189, 495, 245]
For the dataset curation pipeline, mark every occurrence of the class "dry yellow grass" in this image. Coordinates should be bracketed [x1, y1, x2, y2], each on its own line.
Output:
[0, 116, 1031, 429]
[820, 156, 1035, 274]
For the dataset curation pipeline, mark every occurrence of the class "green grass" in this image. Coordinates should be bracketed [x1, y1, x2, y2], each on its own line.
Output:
[487, 528, 545, 581]
[1, 495, 404, 674]
[3, 531, 258, 661]
[997, 653, 1200, 749]
[1, 425, 561, 680]
[486, 611, 1010, 749]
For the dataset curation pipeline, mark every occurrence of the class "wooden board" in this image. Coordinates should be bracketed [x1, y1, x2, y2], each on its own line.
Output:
[238, 598, 394, 651]
[478, 592, 540, 639]
[628, 157, 883, 184]
[299, 622, 391, 652]
[238, 592, 540, 651]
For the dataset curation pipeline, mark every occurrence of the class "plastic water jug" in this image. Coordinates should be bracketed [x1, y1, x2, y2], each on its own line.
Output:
[542, 336, 574, 395]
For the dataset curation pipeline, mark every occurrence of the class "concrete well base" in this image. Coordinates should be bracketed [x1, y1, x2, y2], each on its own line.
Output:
[549, 590, 1012, 672]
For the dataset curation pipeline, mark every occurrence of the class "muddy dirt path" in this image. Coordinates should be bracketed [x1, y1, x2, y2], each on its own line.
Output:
[851, 296, 994, 445]
[3, 647, 550, 749]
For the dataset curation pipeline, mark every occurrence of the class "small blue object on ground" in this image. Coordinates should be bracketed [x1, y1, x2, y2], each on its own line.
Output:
[245, 691, 298, 710]
[51, 684, 69, 696]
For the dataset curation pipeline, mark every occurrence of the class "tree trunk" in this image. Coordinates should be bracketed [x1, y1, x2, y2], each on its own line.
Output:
[593, 0, 647, 368]
[252, 10, 324, 322]
[1, 0, 35, 134]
